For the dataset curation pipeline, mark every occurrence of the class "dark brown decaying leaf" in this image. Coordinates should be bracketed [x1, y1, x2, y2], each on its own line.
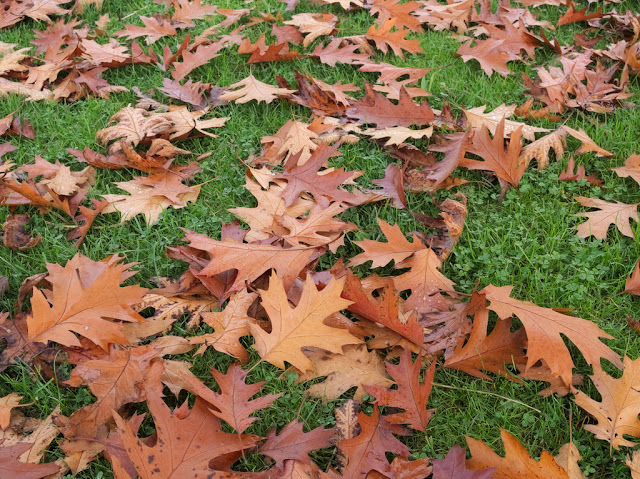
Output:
[2, 214, 41, 250]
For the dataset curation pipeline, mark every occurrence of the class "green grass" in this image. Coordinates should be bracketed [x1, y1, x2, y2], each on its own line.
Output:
[1, 0, 640, 477]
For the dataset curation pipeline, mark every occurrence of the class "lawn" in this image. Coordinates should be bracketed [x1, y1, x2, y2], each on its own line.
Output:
[1, 0, 640, 477]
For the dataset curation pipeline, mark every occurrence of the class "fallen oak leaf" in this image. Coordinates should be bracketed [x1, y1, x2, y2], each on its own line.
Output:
[432, 444, 495, 479]
[336, 405, 409, 478]
[613, 154, 640, 186]
[481, 284, 622, 389]
[207, 363, 282, 434]
[460, 117, 525, 187]
[558, 157, 602, 186]
[0, 443, 60, 479]
[365, 349, 435, 432]
[183, 230, 315, 298]
[250, 273, 361, 372]
[626, 262, 640, 295]
[219, 74, 295, 104]
[294, 344, 393, 400]
[189, 290, 257, 362]
[464, 104, 549, 141]
[350, 218, 425, 268]
[365, 19, 424, 59]
[347, 85, 434, 128]
[260, 420, 335, 470]
[26, 254, 147, 350]
[111, 362, 260, 478]
[574, 196, 638, 240]
[573, 355, 640, 449]
[466, 429, 568, 478]
[562, 126, 612, 157]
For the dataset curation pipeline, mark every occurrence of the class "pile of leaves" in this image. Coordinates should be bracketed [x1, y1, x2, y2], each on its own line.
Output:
[2, 0, 640, 477]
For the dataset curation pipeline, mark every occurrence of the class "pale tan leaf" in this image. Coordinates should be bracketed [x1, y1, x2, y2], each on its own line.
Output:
[218, 74, 295, 104]
[574, 196, 638, 240]
[464, 104, 549, 141]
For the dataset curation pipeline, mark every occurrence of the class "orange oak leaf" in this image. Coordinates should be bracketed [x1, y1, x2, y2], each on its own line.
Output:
[433, 445, 495, 479]
[626, 262, 640, 295]
[365, 19, 424, 59]
[444, 296, 526, 380]
[346, 85, 434, 128]
[250, 273, 361, 372]
[456, 38, 510, 77]
[558, 157, 602, 186]
[336, 405, 409, 478]
[208, 363, 282, 433]
[573, 355, 640, 449]
[350, 218, 425, 268]
[574, 196, 638, 240]
[60, 345, 159, 439]
[557, 4, 603, 26]
[393, 248, 456, 314]
[0, 393, 25, 430]
[295, 344, 393, 400]
[27, 254, 147, 350]
[260, 420, 335, 470]
[461, 117, 526, 187]
[426, 131, 472, 188]
[466, 429, 568, 479]
[275, 144, 362, 206]
[342, 272, 424, 345]
[365, 349, 435, 432]
[370, 0, 423, 32]
[112, 363, 260, 478]
[481, 284, 623, 389]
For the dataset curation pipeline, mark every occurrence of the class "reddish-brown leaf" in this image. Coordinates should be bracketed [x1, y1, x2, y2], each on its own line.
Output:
[0, 443, 59, 479]
[260, 420, 335, 470]
[336, 405, 409, 478]
[347, 84, 434, 128]
[207, 363, 282, 434]
[112, 363, 260, 477]
[365, 349, 435, 432]
[558, 157, 602, 186]
[370, 0, 423, 32]
[481, 284, 622, 389]
[2, 214, 41, 250]
[433, 445, 495, 479]
[557, 4, 603, 26]
[626, 261, 640, 295]
[312, 39, 371, 66]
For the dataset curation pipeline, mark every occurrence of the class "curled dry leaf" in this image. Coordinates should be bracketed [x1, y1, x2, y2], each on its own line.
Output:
[2, 214, 41, 250]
